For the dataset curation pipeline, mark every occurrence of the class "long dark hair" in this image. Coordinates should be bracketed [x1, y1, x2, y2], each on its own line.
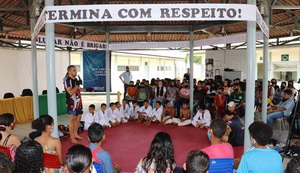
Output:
[142, 132, 175, 173]
[31, 115, 54, 132]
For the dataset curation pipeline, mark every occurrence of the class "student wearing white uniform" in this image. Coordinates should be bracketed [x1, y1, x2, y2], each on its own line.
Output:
[128, 100, 140, 121]
[145, 101, 163, 125]
[119, 66, 132, 99]
[120, 99, 130, 122]
[138, 100, 152, 123]
[107, 102, 120, 126]
[192, 104, 211, 128]
[97, 103, 111, 128]
[84, 104, 99, 130]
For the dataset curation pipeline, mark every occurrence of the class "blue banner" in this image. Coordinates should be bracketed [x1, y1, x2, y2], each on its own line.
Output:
[83, 51, 111, 92]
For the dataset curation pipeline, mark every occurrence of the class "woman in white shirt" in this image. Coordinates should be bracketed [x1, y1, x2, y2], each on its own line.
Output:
[192, 104, 211, 128]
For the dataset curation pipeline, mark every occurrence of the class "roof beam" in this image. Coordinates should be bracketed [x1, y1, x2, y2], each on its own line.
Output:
[272, 5, 300, 10]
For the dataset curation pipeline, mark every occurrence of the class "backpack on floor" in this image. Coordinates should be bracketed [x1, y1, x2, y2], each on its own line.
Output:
[92, 147, 105, 173]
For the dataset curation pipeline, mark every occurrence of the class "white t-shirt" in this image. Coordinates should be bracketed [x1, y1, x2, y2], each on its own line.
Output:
[119, 71, 132, 85]
[150, 106, 163, 121]
[192, 109, 211, 126]
[139, 106, 153, 116]
[83, 112, 99, 130]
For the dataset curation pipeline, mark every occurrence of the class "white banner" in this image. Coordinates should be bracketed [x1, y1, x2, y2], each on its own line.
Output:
[37, 36, 106, 50]
[256, 8, 269, 38]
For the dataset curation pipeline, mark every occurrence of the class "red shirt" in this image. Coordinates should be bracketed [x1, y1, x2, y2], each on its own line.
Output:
[202, 143, 234, 159]
[215, 94, 225, 109]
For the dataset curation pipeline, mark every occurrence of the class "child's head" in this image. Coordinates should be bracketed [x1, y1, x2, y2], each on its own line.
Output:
[156, 101, 162, 109]
[132, 100, 137, 107]
[129, 81, 134, 86]
[122, 99, 127, 105]
[182, 102, 188, 109]
[88, 123, 105, 144]
[88, 104, 95, 114]
[0, 153, 14, 173]
[224, 110, 234, 121]
[109, 102, 116, 110]
[166, 100, 172, 107]
[209, 119, 226, 140]
[144, 132, 175, 173]
[249, 121, 272, 146]
[184, 150, 209, 173]
[66, 144, 92, 173]
[217, 87, 224, 94]
[31, 115, 54, 133]
[100, 103, 107, 112]
[198, 104, 206, 113]
[115, 102, 121, 108]
[143, 100, 149, 107]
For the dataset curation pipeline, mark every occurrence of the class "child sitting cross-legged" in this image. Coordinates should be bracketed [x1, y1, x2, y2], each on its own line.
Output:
[88, 123, 121, 173]
[128, 100, 140, 121]
[192, 104, 211, 128]
[144, 101, 163, 125]
[97, 103, 111, 128]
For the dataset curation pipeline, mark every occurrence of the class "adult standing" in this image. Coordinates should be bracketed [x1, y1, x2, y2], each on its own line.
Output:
[183, 68, 190, 81]
[119, 66, 132, 99]
[64, 65, 83, 144]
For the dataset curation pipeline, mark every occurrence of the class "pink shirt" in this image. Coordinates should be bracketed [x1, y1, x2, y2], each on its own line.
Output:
[202, 143, 234, 159]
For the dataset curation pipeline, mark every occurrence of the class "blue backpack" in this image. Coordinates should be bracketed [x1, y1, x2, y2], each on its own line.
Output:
[92, 147, 105, 173]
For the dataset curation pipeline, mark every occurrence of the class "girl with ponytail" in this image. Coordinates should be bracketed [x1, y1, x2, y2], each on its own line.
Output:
[0, 113, 20, 161]
[32, 115, 63, 172]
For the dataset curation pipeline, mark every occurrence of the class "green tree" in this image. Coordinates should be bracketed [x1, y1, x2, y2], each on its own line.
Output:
[184, 54, 203, 65]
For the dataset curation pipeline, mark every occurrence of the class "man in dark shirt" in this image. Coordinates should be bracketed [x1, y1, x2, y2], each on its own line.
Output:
[224, 110, 244, 147]
[193, 80, 207, 115]
[183, 68, 190, 82]
[64, 65, 83, 143]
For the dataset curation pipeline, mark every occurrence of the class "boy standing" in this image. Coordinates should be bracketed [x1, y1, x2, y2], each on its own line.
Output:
[83, 104, 99, 130]
[88, 123, 121, 173]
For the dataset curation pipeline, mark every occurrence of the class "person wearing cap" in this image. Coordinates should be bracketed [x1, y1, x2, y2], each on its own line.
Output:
[227, 101, 237, 116]
[267, 89, 295, 127]
[224, 110, 244, 147]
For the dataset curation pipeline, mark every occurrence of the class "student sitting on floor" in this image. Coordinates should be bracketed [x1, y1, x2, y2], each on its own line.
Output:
[115, 101, 126, 123]
[202, 119, 234, 159]
[183, 150, 210, 173]
[192, 105, 211, 128]
[128, 100, 140, 121]
[223, 110, 244, 147]
[137, 100, 153, 123]
[97, 103, 111, 128]
[120, 99, 130, 123]
[144, 101, 163, 125]
[107, 102, 120, 126]
[88, 123, 121, 173]
[83, 104, 99, 130]
[177, 102, 192, 126]
[162, 100, 177, 125]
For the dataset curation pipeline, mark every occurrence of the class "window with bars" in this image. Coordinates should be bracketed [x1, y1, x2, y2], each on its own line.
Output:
[117, 65, 139, 71]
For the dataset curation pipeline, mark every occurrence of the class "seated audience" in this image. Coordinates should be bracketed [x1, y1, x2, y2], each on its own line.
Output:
[136, 132, 176, 173]
[66, 144, 93, 173]
[120, 99, 130, 123]
[0, 152, 14, 173]
[137, 82, 149, 107]
[230, 83, 245, 118]
[202, 119, 234, 159]
[107, 102, 120, 126]
[14, 139, 44, 173]
[88, 123, 121, 173]
[137, 100, 153, 123]
[227, 101, 237, 116]
[32, 115, 63, 171]
[193, 80, 207, 115]
[267, 89, 295, 127]
[237, 121, 283, 173]
[97, 103, 111, 128]
[128, 101, 140, 121]
[145, 101, 163, 125]
[167, 80, 178, 106]
[83, 104, 99, 130]
[0, 113, 20, 161]
[285, 157, 300, 173]
[126, 81, 137, 101]
[223, 110, 244, 147]
[214, 87, 226, 118]
[153, 80, 167, 107]
[183, 150, 210, 173]
[116, 101, 127, 123]
[192, 105, 211, 128]
[177, 102, 192, 126]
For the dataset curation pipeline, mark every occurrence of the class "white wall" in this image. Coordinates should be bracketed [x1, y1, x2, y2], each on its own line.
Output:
[0, 48, 69, 97]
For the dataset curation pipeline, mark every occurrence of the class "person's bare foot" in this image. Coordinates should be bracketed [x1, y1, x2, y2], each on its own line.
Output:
[71, 138, 78, 144]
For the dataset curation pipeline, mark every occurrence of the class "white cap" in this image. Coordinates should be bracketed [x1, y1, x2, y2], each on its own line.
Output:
[227, 101, 236, 107]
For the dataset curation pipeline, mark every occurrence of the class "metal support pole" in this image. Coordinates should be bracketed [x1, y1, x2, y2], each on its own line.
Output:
[105, 30, 110, 105]
[45, 0, 58, 138]
[244, 0, 257, 151]
[30, 0, 39, 119]
[262, 16, 270, 123]
[189, 31, 194, 113]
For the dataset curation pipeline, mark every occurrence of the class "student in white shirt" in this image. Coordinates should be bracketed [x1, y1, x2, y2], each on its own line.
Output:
[192, 104, 211, 128]
[128, 100, 140, 121]
[144, 101, 163, 125]
[137, 100, 152, 123]
[116, 101, 127, 123]
[107, 102, 120, 126]
[84, 104, 99, 130]
[97, 103, 111, 128]
[120, 99, 130, 123]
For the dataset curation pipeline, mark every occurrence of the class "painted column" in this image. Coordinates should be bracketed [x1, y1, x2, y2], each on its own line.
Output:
[189, 31, 194, 113]
[105, 30, 110, 106]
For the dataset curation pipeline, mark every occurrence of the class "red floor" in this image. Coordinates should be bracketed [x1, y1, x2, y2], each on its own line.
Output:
[61, 122, 243, 172]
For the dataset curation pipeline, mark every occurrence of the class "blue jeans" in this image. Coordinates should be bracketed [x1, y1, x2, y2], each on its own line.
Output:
[267, 111, 284, 127]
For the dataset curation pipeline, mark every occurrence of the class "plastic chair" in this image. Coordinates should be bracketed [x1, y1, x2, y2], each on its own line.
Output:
[3, 92, 14, 99]
[208, 158, 234, 173]
[21, 88, 33, 96]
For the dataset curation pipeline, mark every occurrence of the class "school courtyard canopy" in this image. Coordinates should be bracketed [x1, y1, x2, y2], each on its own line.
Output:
[0, 0, 299, 152]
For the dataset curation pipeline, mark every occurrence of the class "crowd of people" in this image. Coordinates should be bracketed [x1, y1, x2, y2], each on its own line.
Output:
[0, 65, 298, 173]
